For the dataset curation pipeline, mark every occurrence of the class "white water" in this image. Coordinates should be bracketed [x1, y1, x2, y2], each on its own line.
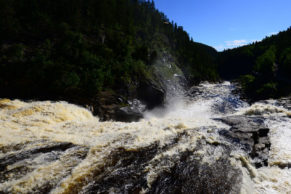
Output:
[237, 102, 291, 193]
[1, 82, 291, 193]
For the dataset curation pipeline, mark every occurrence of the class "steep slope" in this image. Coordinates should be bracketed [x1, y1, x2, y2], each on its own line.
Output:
[218, 27, 291, 100]
[0, 0, 219, 119]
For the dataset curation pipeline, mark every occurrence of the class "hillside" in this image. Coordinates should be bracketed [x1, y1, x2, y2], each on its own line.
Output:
[218, 27, 291, 100]
[0, 0, 219, 120]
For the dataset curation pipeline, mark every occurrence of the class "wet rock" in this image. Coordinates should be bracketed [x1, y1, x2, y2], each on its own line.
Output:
[115, 99, 145, 122]
[82, 82, 164, 121]
[148, 138, 243, 194]
[90, 90, 123, 121]
[94, 95, 145, 122]
[149, 151, 241, 194]
[89, 91, 143, 122]
[275, 97, 291, 110]
[0, 142, 74, 171]
[82, 145, 159, 194]
[218, 116, 271, 168]
[0, 141, 89, 192]
[212, 96, 248, 114]
[77, 130, 244, 194]
[138, 80, 165, 110]
[115, 107, 143, 122]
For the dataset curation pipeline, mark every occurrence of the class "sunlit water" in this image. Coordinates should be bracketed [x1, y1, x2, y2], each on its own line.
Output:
[0, 82, 291, 193]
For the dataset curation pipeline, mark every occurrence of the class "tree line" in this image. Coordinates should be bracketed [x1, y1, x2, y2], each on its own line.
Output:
[0, 0, 219, 102]
[218, 27, 291, 100]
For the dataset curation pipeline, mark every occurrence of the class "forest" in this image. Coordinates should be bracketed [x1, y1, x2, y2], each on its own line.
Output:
[0, 0, 218, 104]
[0, 0, 290, 106]
[219, 27, 291, 100]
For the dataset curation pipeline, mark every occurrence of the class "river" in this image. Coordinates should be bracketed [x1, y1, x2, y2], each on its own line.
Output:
[0, 82, 291, 193]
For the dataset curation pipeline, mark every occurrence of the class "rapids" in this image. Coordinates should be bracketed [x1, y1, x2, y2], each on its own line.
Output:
[1, 82, 291, 193]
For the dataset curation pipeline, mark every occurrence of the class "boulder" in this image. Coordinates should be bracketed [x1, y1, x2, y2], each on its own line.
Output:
[137, 80, 165, 110]
[217, 115, 271, 168]
[115, 99, 145, 122]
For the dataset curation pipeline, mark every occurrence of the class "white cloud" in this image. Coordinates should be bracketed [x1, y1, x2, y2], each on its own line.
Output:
[251, 39, 260, 43]
[215, 39, 258, 51]
[214, 45, 225, 51]
[268, 32, 278, 36]
[225, 40, 248, 47]
[215, 31, 279, 51]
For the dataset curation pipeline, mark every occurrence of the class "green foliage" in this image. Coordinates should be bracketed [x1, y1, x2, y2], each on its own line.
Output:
[280, 47, 291, 76]
[219, 27, 291, 100]
[239, 74, 255, 88]
[256, 82, 277, 98]
[254, 46, 276, 77]
[62, 72, 80, 88]
[0, 0, 220, 101]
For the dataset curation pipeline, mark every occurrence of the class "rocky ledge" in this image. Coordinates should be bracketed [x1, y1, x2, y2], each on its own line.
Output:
[217, 115, 271, 168]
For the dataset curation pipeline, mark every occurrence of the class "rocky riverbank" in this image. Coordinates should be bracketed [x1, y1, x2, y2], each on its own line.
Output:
[1, 83, 291, 193]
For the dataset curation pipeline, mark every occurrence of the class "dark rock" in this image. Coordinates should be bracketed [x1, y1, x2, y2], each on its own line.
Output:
[138, 80, 165, 110]
[90, 80, 165, 121]
[212, 96, 247, 114]
[0, 142, 74, 171]
[115, 99, 146, 122]
[82, 144, 159, 194]
[0, 141, 89, 187]
[0, 129, 246, 193]
[217, 115, 271, 168]
[275, 97, 291, 110]
[149, 150, 241, 194]
[115, 106, 143, 122]
[80, 131, 243, 194]
[78, 82, 164, 121]
[89, 91, 127, 121]
[93, 93, 145, 122]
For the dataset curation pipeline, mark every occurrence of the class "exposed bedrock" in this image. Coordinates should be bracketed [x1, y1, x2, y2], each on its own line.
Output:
[0, 129, 246, 194]
[217, 115, 271, 168]
[73, 130, 244, 194]
[88, 79, 165, 122]
[267, 96, 291, 110]
[137, 80, 165, 110]
[0, 141, 89, 193]
[147, 145, 242, 194]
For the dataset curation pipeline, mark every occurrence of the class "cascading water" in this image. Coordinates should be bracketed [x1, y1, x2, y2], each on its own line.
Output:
[1, 82, 291, 193]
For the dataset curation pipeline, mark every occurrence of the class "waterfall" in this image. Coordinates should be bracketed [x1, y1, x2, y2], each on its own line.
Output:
[1, 82, 291, 193]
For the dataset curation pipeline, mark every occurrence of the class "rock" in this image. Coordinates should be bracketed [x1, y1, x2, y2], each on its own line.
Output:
[115, 99, 146, 122]
[0, 140, 88, 187]
[88, 91, 124, 121]
[77, 129, 243, 194]
[275, 97, 291, 110]
[0, 128, 246, 193]
[0, 142, 74, 171]
[92, 92, 146, 122]
[148, 143, 242, 194]
[217, 116, 271, 168]
[137, 80, 165, 110]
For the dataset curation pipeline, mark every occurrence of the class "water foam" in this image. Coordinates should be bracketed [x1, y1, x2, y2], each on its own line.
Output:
[1, 82, 291, 193]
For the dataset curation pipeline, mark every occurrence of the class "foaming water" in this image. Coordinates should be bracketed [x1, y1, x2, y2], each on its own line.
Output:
[1, 82, 291, 193]
[238, 101, 291, 193]
[144, 81, 247, 128]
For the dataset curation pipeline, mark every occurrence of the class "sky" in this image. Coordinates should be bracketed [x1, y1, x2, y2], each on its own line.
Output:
[154, 0, 291, 51]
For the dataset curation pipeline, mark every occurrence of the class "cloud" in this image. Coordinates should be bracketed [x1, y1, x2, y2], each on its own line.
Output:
[225, 40, 248, 47]
[214, 45, 225, 51]
[251, 39, 260, 43]
[215, 39, 258, 51]
[268, 32, 278, 36]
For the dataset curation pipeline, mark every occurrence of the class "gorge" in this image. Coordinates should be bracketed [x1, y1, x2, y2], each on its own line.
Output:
[1, 0, 291, 193]
[1, 81, 291, 193]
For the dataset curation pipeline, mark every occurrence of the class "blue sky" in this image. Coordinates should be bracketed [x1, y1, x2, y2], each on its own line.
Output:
[154, 0, 291, 51]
